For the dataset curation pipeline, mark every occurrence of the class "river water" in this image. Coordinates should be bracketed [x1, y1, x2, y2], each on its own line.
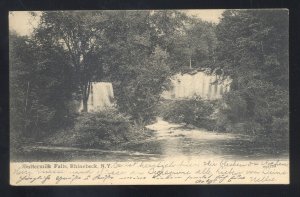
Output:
[123, 118, 288, 161]
[15, 118, 288, 162]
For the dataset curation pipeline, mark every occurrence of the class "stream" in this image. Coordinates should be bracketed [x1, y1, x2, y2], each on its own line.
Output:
[14, 118, 288, 162]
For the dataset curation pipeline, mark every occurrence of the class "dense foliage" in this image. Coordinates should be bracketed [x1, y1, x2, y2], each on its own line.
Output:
[154, 10, 288, 143]
[100, 11, 216, 122]
[158, 98, 216, 130]
[10, 10, 289, 152]
[212, 10, 289, 140]
[10, 31, 76, 144]
[46, 108, 132, 148]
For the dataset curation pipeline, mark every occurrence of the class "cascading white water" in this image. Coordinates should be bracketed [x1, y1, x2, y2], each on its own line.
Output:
[162, 71, 231, 100]
[78, 71, 230, 112]
[79, 82, 114, 112]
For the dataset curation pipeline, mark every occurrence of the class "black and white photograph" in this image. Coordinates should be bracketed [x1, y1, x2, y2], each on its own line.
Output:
[9, 9, 289, 185]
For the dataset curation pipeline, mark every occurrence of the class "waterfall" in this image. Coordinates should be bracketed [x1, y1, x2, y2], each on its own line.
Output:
[162, 71, 231, 100]
[79, 82, 114, 112]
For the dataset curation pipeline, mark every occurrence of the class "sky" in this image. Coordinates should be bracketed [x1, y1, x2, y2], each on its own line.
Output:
[182, 9, 224, 23]
[9, 10, 224, 36]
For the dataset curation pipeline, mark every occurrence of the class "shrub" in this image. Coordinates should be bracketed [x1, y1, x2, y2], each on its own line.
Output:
[47, 107, 132, 148]
[214, 84, 289, 140]
[158, 97, 216, 130]
[271, 117, 289, 139]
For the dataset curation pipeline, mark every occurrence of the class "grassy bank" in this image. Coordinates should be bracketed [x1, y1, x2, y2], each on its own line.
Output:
[11, 108, 155, 158]
[45, 108, 154, 149]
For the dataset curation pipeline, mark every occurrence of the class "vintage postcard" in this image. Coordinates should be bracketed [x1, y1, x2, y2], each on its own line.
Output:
[9, 9, 289, 185]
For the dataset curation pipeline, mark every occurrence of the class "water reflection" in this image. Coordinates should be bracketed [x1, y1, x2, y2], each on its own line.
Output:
[141, 118, 288, 160]
[13, 118, 288, 162]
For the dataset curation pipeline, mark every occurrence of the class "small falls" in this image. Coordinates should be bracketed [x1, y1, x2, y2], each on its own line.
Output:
[161, 71, 231, 100]
[78, 71, 230, 112]
[79, 82, 114, 112]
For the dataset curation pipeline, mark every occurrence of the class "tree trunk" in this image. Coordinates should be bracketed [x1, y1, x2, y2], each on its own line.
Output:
[83, 98, 88, 112]
[24, 81, 30, 113]
[24, 81, 30, 132]
[81, 82, 91, 112]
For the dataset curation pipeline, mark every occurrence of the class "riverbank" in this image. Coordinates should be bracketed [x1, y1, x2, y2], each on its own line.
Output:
[11, 118, 288, 162]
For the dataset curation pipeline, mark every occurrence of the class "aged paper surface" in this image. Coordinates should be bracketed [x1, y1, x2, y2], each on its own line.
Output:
[9, 9, 289, 185]
[10, 158, 289, 185]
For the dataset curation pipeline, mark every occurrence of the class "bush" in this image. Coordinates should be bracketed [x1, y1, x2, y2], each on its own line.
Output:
[271, 117, 289, 139]
[214, 84, 289, 140]
[158, 97, 216, 130]
[47, 107, 132, 148]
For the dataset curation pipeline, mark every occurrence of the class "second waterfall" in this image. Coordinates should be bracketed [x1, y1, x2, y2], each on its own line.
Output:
[161, 71, 231, 100]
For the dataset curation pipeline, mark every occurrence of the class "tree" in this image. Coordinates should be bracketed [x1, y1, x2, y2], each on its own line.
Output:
[104, 11, 219, 122]
[176, 19, 217, 70]
[19, 10, 221, 124]
[149, 13, 218, 73]
[213, 10, 289, 138]
[34, 11, 109, 112]
[96, 11, 169, 122]
[10, 30, 75, 141]
[101, 10, 191, 122]
[10, 32, 31, 138]
[31, 10, 188, 122]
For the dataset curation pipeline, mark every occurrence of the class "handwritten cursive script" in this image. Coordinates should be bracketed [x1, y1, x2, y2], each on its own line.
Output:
[10, 159, 289, 185]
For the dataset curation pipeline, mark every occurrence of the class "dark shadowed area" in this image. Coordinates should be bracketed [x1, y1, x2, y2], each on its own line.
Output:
[10, 10, 289, 162]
